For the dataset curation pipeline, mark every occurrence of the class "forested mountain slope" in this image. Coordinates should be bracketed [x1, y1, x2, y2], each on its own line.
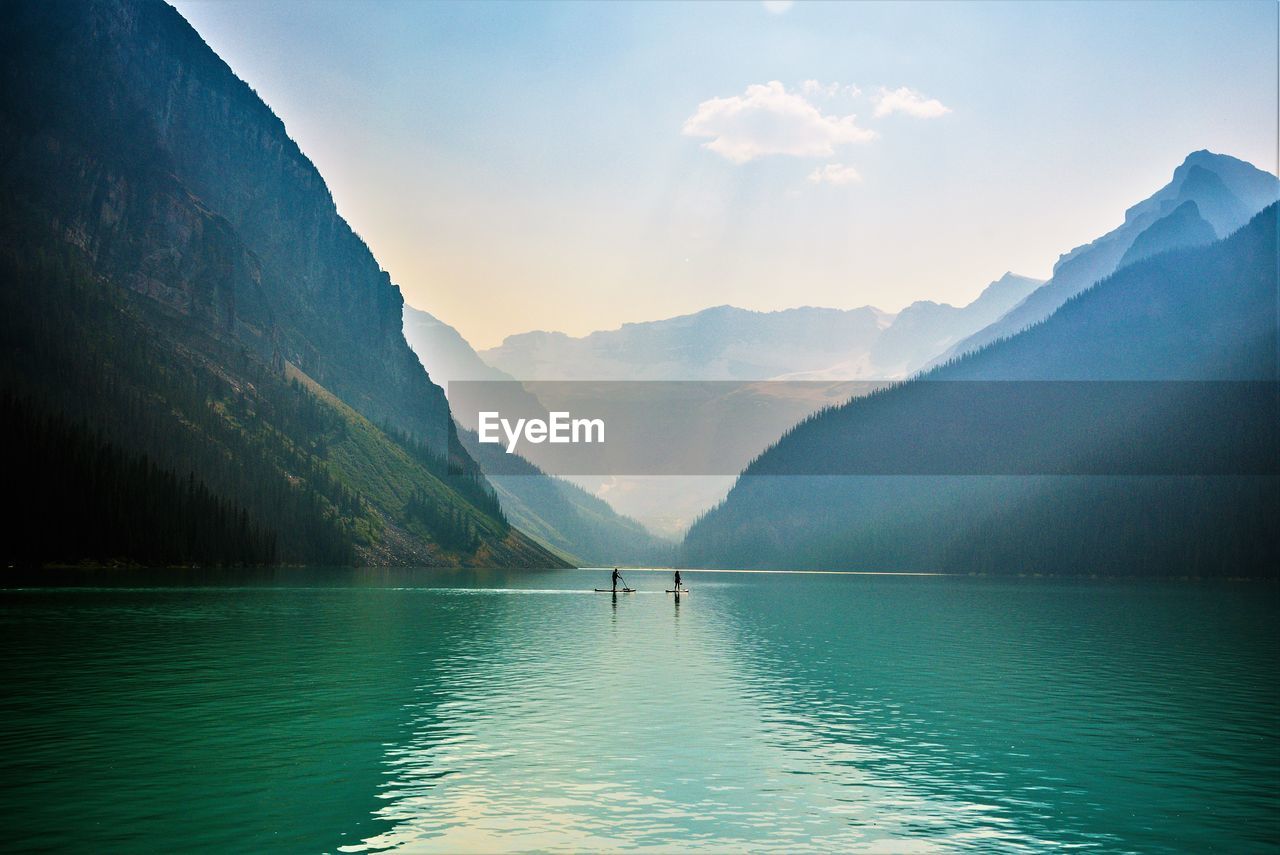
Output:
[682, 205, 1279, 576]
[0, 0, 566, 567]
[458, 430, 675, 567]
[401, 306, 672, 565]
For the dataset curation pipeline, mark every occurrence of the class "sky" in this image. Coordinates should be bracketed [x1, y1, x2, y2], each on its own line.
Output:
[172, 0, 1277, 350]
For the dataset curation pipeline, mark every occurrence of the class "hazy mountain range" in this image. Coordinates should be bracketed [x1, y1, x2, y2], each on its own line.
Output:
[407, 273, 1045, 539]
[404, 147, 1280, 565]
[405, 150, 1277, 546]
[678, 149, 1279, 575]
[478, 273, 1043, 383]
[412, 150, 1276, 393]
[930, 150, 1279, 367]
[401, 305, 675, 562]
[406, 285, 1048, 538]
[403, 306, 514, 388]
[682, 203, 1278, 575]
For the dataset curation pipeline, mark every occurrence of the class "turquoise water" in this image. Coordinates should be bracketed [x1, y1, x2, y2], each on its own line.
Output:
[0, 568, 1275, 852]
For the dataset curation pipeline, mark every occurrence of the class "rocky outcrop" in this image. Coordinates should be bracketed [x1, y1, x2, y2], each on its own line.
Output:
[0, 0, 569, 567]
[1, 0, 451, 450]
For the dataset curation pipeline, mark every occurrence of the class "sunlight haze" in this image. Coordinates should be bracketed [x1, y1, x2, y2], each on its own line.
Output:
[172, 0, 1277, 349]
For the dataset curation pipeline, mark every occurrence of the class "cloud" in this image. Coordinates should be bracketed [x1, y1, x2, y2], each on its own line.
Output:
[761, 0, 794, 13]
[682, 81, 876, 165]
[801, 80, 839, 98]
[807, 163, 862, 186]
[872, 86, 951, 119]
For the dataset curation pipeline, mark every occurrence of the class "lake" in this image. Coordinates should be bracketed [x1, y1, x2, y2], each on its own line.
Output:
[0, 568, 1275, 852]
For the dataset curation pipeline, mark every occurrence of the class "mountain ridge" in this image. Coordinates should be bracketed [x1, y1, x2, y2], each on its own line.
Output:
[480, 273, 1042, 382]
[0, 0, 567, 567]
[932, 151, 1278, 367]
[681, 204, 1279, 575]
[402, 304, 673, 563]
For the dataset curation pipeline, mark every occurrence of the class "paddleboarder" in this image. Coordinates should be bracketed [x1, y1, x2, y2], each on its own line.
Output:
[673, 570, 682, 592]
[611, 568, 621, 592]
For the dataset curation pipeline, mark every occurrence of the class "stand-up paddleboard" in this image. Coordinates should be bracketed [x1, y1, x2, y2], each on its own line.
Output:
[594, 588, 636, 593]
[665, 589, 690, 594]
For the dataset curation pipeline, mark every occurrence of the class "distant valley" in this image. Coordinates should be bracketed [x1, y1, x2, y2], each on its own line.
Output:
[406, 150, 1277, 547]
[406, 275, 1046, 536]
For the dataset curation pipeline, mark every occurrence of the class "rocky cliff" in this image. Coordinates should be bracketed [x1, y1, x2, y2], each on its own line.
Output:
[0, 0, 567, 567]
[2, 0, 450, 449]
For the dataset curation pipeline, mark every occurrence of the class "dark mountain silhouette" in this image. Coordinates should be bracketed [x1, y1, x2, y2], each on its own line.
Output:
[0, 0, 566, 567]
[681, 205, 1279, 576]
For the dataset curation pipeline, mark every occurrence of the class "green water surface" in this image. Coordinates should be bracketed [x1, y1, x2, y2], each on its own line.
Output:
[0, 568, 1275, 852]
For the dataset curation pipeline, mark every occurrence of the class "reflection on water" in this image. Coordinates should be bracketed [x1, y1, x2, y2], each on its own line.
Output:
[1, 569, 1276, 853]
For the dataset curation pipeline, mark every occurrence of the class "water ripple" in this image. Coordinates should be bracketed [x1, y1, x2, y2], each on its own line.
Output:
[0, 570, 1274, 853]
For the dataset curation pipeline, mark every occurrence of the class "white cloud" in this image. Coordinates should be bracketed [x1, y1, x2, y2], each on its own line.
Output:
[872, 86, 951, 119]
[682, 81, 876, 165]
[761, 0, 794, 14]
[807, 163, 862, 186]
[801, 79, 839, 98]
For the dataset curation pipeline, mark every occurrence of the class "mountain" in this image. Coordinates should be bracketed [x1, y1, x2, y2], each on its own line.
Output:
[0, 0, 566, 567]
[482, 274, 1042, 383]
[401, 304, 673, 563]
[482, 305, 893, 381]
[403, 305, 514, 389]
[458, 430, 675, 566]
[1117, 201, 1216, 268]
[867, 272, 1044, 377]
[934, 151, 1279, 366]
[681, 204, 1279, 576]
[474, 277, 1039, 537]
